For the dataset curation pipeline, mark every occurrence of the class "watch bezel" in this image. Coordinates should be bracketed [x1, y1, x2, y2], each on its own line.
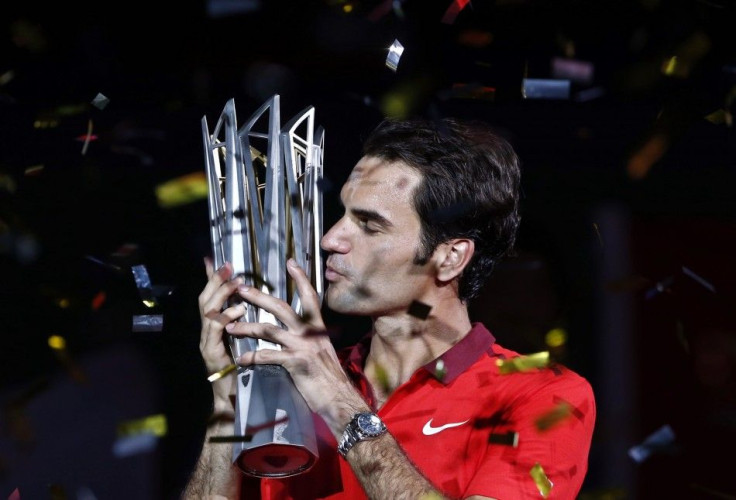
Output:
[356, 412, 386, 437]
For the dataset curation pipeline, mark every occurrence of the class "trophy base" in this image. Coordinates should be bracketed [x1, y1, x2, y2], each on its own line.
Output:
[236, 443, 317, 478]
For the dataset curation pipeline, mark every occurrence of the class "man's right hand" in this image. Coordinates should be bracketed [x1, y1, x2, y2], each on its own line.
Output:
[198, 258, 244, 415]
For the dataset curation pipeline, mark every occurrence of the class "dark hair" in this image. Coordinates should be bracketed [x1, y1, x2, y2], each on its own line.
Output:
[362, 117, 521, 301]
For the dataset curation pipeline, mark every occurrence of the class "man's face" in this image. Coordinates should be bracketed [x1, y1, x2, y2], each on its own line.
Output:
[320, 156, 434, 316]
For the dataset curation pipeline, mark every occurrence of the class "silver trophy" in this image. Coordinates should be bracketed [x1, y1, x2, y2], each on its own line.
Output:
[201, 94, 324, 477]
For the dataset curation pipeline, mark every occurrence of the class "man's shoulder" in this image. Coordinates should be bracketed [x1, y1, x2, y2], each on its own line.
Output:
[467, 341, 594, 401]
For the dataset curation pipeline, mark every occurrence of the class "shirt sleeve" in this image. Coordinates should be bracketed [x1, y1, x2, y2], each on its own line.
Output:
[463, 371, 596, 499]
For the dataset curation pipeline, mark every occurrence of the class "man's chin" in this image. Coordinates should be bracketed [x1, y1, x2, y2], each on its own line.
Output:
[325, 288, 360, 315]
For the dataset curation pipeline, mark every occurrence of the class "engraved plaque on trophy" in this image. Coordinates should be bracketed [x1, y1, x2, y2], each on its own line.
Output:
[201, 94, 324, 477]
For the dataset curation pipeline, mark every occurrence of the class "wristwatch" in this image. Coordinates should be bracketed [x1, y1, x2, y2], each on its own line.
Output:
[337, 412, 387, 458]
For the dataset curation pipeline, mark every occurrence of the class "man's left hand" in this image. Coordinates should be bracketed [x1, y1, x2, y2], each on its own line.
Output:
[226, 259, 368, 434]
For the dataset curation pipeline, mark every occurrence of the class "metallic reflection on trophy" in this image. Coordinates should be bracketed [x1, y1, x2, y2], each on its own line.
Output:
[201, 95, 324, 477]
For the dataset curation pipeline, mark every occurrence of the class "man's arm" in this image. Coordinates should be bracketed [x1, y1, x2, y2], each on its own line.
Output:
[182, 260, 246, 499]
[181, 411, 239, 500]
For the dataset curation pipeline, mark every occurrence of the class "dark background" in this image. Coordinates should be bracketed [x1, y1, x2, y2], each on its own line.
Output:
[1, 0, 736, 498]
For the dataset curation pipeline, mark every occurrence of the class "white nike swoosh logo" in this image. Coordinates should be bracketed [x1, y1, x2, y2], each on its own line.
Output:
[422, 418, 470, 436]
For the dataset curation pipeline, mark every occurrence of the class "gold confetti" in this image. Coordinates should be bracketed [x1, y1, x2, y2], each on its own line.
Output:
[534, 402, 573, 432]
[155, 171, 209, 208]
[47, 335, 66, 350]
[208, 364, 237, 383]
[530, 462, 553, 497]
[544, 328, 567, 348]
[705, 109, 727, 124]
[496, 352, 550, 374]
[419, 493, 444, 500]
[374, 362, 391, 394]
[117, 414, 167, 437]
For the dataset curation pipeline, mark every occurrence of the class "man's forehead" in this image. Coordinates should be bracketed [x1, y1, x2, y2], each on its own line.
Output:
[345, 156, 419, 189]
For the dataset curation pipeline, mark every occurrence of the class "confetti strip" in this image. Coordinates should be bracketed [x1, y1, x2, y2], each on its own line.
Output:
[441, 0, 471, 24]
[681, 266, 716, 293]
[445, 83, 496, 101]
[628, 424, 676, 463]
[534, 401, 572, 432]
[374, 362, 391, 394]
[112, 432, 158, 458]
[208, 364, 237, 382]
[23, 165, 44, 176]
[530, 463, 553, 497]
[551, 57, 594, 85]
[522, 79, 570, 100]
[488, 431, 519, 447]
[704, 109, 728, 125]
[132, 314, 164, 332]
[155, 171, 209, 208]
[80, 119, 94, 155]
[386, 39, 405, 72]
[496, 351, 550, 374]
[131, 264, 156, 306]
[210, 414, 290, 443]
[84, 255, 123, 272]
[592, 223, 603, 248]
[408, 300, 432, 320]
[117, 413, 167, 437]
[91, 291, 107, 310]
[8, 488, 21, 500]
[209, 435, 254, 443]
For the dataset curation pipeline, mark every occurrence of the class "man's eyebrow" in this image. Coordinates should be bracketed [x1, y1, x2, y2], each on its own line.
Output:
[349, 207, 394, 228]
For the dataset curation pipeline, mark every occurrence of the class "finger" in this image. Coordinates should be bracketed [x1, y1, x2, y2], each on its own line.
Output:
[236, 285, 302, 330]
[237, 348, 288, 368]
[287, 259, 324, 328]
[200, 270, 241, 319]
[204, 256, 214, 279]
[199, 261, 234, 308]
[225, 321, 289, 347]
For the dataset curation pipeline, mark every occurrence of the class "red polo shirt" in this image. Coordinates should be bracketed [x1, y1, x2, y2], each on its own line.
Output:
[241, 323, 596, 499]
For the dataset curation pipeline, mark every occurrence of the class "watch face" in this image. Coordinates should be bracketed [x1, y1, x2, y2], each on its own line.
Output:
[356, 413, 385, 437]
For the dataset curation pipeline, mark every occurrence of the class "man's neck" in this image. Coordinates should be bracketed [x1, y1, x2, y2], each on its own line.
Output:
[364, 297, 472, 407]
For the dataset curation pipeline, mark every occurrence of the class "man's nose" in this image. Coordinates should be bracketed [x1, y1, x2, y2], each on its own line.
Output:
[321, 218, 350, 254]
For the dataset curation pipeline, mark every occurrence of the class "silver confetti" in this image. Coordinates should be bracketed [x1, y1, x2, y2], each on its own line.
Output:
[386, 39, 405, 72]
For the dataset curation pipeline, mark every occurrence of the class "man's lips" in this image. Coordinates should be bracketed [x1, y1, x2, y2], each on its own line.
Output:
[324, 261, 346, 281]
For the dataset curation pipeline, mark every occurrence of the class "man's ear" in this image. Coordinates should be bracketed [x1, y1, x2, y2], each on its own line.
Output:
[434, 238, 475, 283]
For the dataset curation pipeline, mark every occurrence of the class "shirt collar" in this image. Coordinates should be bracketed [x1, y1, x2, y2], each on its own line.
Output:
[420, 322, 495, 384]
[341, 322, 496, 385]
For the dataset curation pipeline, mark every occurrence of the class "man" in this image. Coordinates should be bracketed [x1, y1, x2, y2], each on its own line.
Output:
[184, 118, 596, 499]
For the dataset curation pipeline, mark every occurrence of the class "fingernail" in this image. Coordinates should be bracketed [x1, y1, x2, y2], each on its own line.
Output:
[225, 323, 234, 331]
[287, 258, 296, 268]
[238, 284, 250, 293]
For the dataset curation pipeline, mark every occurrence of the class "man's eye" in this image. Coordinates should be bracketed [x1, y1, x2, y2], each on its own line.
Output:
[358, 219, 379, 234]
